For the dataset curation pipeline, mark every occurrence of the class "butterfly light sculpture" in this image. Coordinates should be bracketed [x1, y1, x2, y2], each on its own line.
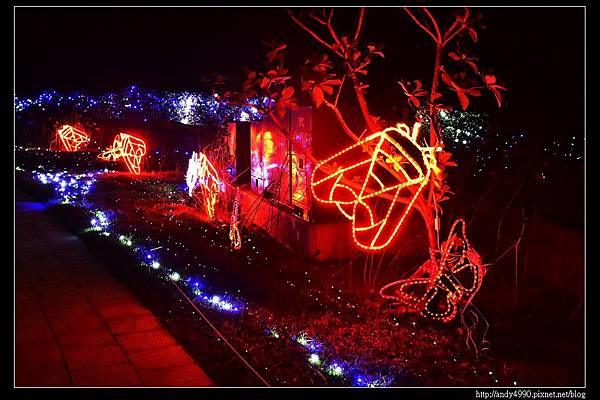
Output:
[310, 122, 439, 251]
[99, 133, 147, 175]
[379, 218, 486, 322]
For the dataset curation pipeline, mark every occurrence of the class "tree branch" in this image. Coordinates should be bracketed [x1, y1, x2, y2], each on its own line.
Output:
[308, 13, 327, 25]
[349, 72, 379, 133]
[354, 7, 366, 42]
[287, 10, 343, 58]
[403, 7, 439, 43]
[494, 208, 526, 264]
[442, 24, 468, 48]
[323, 100, 359, 141]
[443, 18, 460, 42]
[325, 12, 343, 47]
[334, 74, 347, 107]
[422, 7, 442, 41]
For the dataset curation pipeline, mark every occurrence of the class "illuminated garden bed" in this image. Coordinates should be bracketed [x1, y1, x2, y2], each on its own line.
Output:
[15, 148, 577, 387]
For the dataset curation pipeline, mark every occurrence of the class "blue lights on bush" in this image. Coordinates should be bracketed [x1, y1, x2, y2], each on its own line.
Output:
[15, 86, 263, 127]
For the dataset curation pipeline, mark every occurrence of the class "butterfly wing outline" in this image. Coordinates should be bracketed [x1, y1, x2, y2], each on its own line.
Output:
[380, 219, 486, 322]
[98, 133, 147, 175]
[310, 123, 437, 250]
[379, 257, 439, 314]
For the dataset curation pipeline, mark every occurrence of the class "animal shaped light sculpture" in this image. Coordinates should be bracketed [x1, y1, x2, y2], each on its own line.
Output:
[379, 218, 486, 322]
[99, 133, 147, 175]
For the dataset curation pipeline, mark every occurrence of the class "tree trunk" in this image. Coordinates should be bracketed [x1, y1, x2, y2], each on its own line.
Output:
[428, 45, 442, 146]
[349, 72, 379, 134]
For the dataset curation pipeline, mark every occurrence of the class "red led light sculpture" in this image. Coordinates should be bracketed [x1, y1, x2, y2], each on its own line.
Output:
[56, 124, 90, 152]
[229, 187, 242, 250]
[186, 151, 222, 219]
[310, 123, 439, 251]
[379, 219, 486, 322]
[99, 133, 147, 175]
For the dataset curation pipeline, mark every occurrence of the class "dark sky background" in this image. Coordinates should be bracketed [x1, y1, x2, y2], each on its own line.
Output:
[15, 7, 584, 139]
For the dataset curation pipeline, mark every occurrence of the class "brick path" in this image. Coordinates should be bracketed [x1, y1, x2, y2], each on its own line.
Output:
[15, 188, 213, 387]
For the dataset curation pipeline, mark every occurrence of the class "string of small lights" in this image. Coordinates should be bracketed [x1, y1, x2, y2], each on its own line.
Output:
[310, 122, 439, 251]
[416, 109, 582, 175]
[15, 86, 263, 126]
[26, 164, 394, 387]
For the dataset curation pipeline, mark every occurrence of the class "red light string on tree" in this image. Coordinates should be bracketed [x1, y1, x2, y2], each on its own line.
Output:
[379, 218, 486, 322]
[229, 187, 242, 250]
[310, 122, 440, 251]
[98, 132, 147, 175]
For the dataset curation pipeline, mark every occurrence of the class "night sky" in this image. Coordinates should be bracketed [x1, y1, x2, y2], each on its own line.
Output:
[15, 7, 584, 138]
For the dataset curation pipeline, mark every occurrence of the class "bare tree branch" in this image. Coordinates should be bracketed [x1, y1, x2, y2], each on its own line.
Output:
[287, 10, 343, 58]
[334, 74, 347, 107]
[323, 100, 359, 141]
[443, 18, 461, 42]
[422, 7, 442, 41]
[494, 208, 527, 264]
[442, 24, 468, 47]
[403, 7, 439, 43]
[354, 7, 366, 42]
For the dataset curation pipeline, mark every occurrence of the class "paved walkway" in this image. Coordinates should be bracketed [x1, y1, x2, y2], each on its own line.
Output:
[15, 187, 213, 387]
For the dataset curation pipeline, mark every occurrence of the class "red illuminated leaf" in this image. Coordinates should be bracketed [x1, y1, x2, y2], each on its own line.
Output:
[398, 80, 409, 93]
[491, 87, 503, 107]
[448, 52, 461, 61]
[484, 75, 508, 107]
[259, 77, 270, 89]
[266, 43, 287, 63]
[367, 44, 385, 58]
[409, 96, 421, 108]
[301, 80, 314, 92]
[399, 80, 428, 108]
[438, 151, 452, 163]
[468, 28, 478, 43]
[441, 71, 455, 87]
[311, 85, 325, 107]
[457, 91, 469, 110]
[465, 60, 479, 75]
[324, 79, 343, 86]
[484, 75, 496, 85]
[321, 85, 334, 96]
[281, 86, 294, 99]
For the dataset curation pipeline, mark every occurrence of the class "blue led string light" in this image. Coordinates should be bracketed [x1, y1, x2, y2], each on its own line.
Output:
[29, 165, 393, 387]
[15, 86, 263, 126]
